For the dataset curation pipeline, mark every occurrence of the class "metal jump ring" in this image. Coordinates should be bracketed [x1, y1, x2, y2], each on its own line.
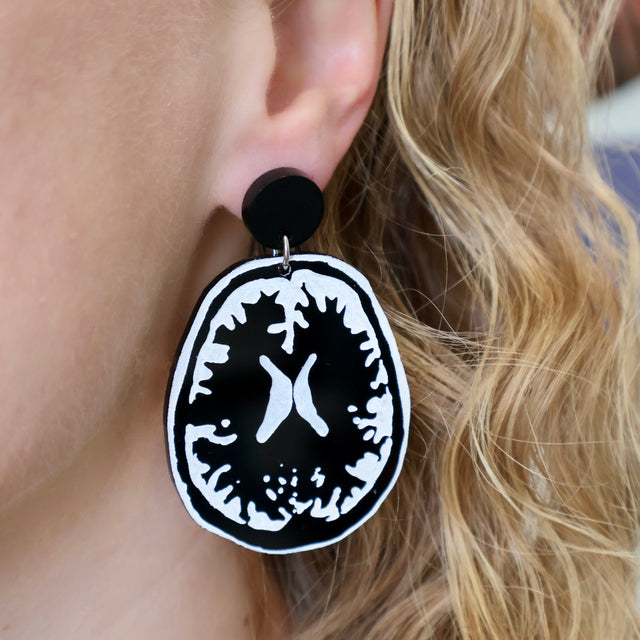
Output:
[279, 235, 291, 276]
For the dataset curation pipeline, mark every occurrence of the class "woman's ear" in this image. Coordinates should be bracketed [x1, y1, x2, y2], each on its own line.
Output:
[210, 0, 394, 217]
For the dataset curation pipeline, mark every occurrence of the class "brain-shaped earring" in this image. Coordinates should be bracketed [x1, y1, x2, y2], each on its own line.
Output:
[166, 169, 410, 554]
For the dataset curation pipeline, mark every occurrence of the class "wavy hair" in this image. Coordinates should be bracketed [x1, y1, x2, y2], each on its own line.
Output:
[264, 1, 640, 638]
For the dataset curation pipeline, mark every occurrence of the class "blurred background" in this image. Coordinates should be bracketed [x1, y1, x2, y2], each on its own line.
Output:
[590, 0, 640, 212]
[608, 0, 640, 88]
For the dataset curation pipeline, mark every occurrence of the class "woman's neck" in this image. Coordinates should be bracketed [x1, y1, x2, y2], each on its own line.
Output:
[0, 349, 285, 639]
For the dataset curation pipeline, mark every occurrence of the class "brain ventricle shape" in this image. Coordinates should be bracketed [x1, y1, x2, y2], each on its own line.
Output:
[166, 254, 410, 553]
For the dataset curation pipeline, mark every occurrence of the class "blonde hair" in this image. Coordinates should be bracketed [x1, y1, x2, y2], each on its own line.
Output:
[268, 1, 640, 637]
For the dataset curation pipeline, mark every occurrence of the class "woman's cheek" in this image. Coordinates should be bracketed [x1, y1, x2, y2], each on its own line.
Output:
[0, 0, 237, 506]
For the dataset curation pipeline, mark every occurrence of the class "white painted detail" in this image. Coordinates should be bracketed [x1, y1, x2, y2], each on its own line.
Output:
[247, 502, 291, 532]
[291, 476, 298, 488]
[278, 477, 287, 485]
[347, 405, 357, 413]
[311, 467, 325, 488]
[296, 271, 382, 363]
[346, 448, 384, 482]
[185, 423, 237, 447]
[255, 353, 329, 443]
[354, 388, 394, 445]
[263, 475, 270, 483]
[184, 426, 246, 524]
[267, 283, 310, 354]
[310, 487, 342, 522]
[224, 496, 244, 521]
[293, 353, 330, 438]
[341, 438, 393, 514]
[370, 361, 389, 390]
[189, 278, 291, 403]
[185, 456, 246, 526]
[190, 343, 230, 403]
[255, 355, 293, 444]
[288, 497, 313, 514]
[266, 488, 277, 501]
[221, 419, 231, 428]
[359, 338, 378, 368]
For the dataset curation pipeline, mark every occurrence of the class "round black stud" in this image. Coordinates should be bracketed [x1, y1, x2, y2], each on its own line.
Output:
[241, 168, 324, 250]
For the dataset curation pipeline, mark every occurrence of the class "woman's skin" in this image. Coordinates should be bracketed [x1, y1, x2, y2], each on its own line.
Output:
[0, 0, 392, 637]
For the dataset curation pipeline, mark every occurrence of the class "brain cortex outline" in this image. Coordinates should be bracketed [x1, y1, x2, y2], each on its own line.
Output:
[166, 255, 409, 553]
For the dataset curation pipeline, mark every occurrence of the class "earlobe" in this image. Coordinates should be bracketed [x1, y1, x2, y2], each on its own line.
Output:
[211, 0, 393, 218]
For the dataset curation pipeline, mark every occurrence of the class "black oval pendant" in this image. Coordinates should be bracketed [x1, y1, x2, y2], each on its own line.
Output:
[166, 255, 410, 554]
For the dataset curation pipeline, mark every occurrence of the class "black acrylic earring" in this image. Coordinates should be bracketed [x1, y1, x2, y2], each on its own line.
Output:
[165, 168, 410, 554]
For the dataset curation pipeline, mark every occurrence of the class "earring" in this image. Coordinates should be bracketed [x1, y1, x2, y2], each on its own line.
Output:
[165, 168, 410, 554]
